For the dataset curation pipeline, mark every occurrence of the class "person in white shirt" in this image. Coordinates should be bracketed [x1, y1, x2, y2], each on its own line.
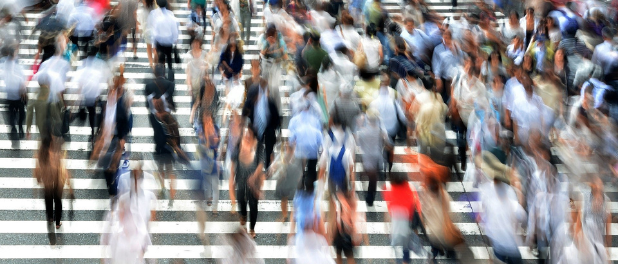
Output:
[330, 46, 358, 86]
[510, 74, 551, 146]
[68, 1, 95, 60]
[369, 73, 407, 142]
[336, 12, 361, 53]
[591, 27, 616, 75]
[478, 151, 527, 264]
[147, 0, 179, 70]
[75, 50, 112, 138]
[0, 45, 27, 138]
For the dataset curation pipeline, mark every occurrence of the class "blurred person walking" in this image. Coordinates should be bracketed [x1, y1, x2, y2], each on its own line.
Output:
[138, 0, 157, 68]
[34, 136, 73, 230]
[219, 40, 244, 90]
[230, 127, 265, 238]
[75, 48, 112, 141]
[185, 38, 207, 107]
[221, 228, 265, 264]
[268, 142, 303, 222]
[1, 45, 27, 139]
[384, 170, 423, 264]
[356, 109, 390, 206]
[148, 0, 179, 74]
[102, 165, 157, 264]
[243, 78, 281, 169]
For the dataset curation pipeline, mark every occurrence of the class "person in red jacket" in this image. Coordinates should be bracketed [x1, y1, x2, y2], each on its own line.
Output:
[383, 171, 423, 264]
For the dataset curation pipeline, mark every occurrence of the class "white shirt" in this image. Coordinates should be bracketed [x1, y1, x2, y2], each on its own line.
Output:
[0, 57, 25, 101]
[479, 181, 527, 256]
[361, 37, 382, 70]
[591, 41, 617, 75]
[147, 7, 179, 45]
[320, 29, 345, 55]
[330, 52, 357, 85]
[75, 57, 111, 106]
[336, 25, 361, 52]
[35, 56, 71, 103]
[369, 87, 406, 137]
[68, 4, 95, 37]
[511, 92, 547, 143]
[452, 73, 487, 125]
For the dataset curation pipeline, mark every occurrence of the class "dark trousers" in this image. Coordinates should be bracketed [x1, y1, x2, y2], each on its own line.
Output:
[70, 35, 93, 60]
[366, 169, 378, 206]
[494, 250, 524, 264]
[87, 106, 96, 136]
[264, 136, 276, 169]
[7, 99, 25, 133]
[454, 122, 467, 167]
[44, 188, 62, 226]
[302, 158, 318, 188]
[155, 42, 174, 70]
[441, 78, 452, 105]
[237, 185, 259, 230]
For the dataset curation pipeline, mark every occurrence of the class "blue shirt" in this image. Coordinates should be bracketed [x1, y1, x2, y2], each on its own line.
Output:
[289, 111, 323, 159]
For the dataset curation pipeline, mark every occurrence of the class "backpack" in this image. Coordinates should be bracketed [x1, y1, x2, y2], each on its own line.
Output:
[556, 9, 579, 35]
[328, 130, 348, 191]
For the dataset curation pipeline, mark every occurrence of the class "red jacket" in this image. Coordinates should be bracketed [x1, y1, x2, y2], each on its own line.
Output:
[384, 182, 422, 219]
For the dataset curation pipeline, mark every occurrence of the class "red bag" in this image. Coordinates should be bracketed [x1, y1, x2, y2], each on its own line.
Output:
[28, 61, 40, 82]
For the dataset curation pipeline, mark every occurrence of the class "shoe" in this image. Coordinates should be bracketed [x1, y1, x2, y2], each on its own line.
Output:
[249, 229, 256, 238]
[19, 131, 24, 139]
[240, 216, 246, 226]
[55, 222, 62, 229]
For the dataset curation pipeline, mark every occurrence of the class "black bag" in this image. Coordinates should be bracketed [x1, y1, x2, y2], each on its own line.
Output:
[173, 46, 181, 64]
[394, 99, 407, 141]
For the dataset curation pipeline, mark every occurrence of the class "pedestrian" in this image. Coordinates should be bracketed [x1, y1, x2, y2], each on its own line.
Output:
[230, 126, 265, 238]
[243, 78, 281, 169]
[219, 40, 244, 90]
[260, 24, 287, 112]
[197, 115, 221, 216]
[268, 142, 302, 222]
[34, 136, 73, 230]
[356, 109, 390, 206]
[148, 0, 179, 72]
[75, 48, 112, 140]
[185, 38, 207, 107]
[1, 45, 27, 139]
[138, 0, 157, 68]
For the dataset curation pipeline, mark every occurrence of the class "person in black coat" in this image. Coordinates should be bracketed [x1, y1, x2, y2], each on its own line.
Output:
[145, 64, 176, 112]
[242, 78, 281, 169]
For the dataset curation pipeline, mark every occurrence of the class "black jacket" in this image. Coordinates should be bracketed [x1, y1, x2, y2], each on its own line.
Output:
[144, 77, 176, 111]
[242, 83, 281, 142]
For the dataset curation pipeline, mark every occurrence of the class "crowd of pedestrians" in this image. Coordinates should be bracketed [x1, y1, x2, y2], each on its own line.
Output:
[2, 0, 618, 263]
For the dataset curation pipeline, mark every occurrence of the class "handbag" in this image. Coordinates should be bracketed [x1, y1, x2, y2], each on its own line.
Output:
[449, 74, 464, 127]
[353, 41, 367, 69]
[440, 188, 464, 247]
[394, 99, 407, 140]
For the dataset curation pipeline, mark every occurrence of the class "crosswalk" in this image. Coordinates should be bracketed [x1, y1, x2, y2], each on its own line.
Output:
[0, 0, 596, 263]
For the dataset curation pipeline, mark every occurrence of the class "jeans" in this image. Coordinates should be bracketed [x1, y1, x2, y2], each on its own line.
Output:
[237, 184, 259, 230]
[155, 42, 174, 70]
[44, 188, 62, 226]
[240, 8, 252, 43]
[7, 99, 25, 134]
[203, 172, 219, 208]
[377, 32, 393, 66]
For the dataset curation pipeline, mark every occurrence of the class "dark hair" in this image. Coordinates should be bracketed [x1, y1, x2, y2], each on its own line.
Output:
[334, 45, 349, 55]
[156, 0, 168, 9]
[266, 24, 277, 38]
[422, 76, 434, 91]
[310, 33, 320, 44]
[306, 74, 319, 93]
[390, 171, 408, 185]
[365, 24, 377, 38]
[144, 0, 155, 9]
[488, 50, 502, 64]
[602, 27, 615, 39]
[222, 42, 240, 61]
[394, 36, 407, 54]
[509, 10, 520, 20]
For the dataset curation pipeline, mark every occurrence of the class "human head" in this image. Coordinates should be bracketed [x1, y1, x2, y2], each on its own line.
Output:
[405, 17, 415, 32]
[250, 59, 260, 77]
[394, 36, 407, 54]
[602, 27, 614, 41]
[509, 10, 519, 24]
[156, 0, 168, 9]
[341, 11, 354, 26]
[266, 25, 278, 45]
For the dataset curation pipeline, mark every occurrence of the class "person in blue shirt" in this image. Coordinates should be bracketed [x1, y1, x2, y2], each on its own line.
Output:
[289, 98, 324, 189]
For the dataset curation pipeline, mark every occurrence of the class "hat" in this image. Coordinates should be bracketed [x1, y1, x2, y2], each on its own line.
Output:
[476, 151, 510, 184]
